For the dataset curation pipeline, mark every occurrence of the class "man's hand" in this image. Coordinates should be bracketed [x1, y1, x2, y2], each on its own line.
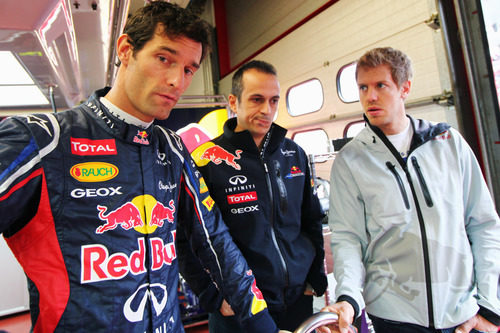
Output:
[219, 299, 235, 316]
[455, 313, 499, 333]
[316, 301, 355, 333]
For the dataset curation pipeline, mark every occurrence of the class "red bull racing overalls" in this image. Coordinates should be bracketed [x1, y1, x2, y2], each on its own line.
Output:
[0, 88, 277, 332]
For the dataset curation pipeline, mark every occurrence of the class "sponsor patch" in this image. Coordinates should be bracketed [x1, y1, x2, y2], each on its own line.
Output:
[81, 233, 176, 284]
[198, 143, 242, 170]
[231, 205, 259, 214]
[229, 175, 247, 185]
[95, 196, 175, 234]
[71, 138, 117, 155]
[280, 148, 296, 157]
[246, 270, 267, 314]
[285, 166, 305, 179]
[199, 177, 208, 193]
[71, 186, 122, 198]
[134, 130, 150, 145]
[227, 191, 257, 204]
[432, 131, 451, 140]
[70, 162, 119, 182]
[25, 115, 52, 136]
[202, 196, 215, 211]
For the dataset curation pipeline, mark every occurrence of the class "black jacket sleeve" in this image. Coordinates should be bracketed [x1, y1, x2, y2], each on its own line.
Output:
[176, 151, 278, 332]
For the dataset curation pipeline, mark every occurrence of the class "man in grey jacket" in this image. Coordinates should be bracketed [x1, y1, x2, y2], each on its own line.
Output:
[320, 47, 499, 333]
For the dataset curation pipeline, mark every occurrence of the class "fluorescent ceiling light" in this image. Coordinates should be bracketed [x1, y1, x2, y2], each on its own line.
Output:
[0, 51, 49, 106]
[0, 86, 50, 106]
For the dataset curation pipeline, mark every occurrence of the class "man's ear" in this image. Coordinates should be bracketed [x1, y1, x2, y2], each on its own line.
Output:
[400, 80, 411, 100]
[228, 94, 238, 114]
[116, 34, 133, 67]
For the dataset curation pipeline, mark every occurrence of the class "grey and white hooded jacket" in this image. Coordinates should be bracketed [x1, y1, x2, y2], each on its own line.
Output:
[329, 116, 500, 328]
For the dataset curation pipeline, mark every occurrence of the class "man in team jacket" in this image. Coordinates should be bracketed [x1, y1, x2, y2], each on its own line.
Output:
[179, 60, 327, 332]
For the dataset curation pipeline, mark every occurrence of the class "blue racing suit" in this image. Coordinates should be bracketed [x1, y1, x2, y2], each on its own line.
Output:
[0, 88, 277, 332]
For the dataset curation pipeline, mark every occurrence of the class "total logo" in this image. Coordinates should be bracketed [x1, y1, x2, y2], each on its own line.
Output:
[227, 191, 257, 204]
[70, 162, 119, 182]
[70, 137, 117, 156]
[231, 205, 259, 214]
[95, 195, 175, 234]
[81, 233, 176, 283]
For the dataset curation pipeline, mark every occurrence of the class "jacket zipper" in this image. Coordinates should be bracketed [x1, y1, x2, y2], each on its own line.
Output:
[259, 131, 289, 301]
[402, 164, 435, 327]
[411, 157, 433, 207]
[386, 162, 410, 209]
[263, 162, 289, 286]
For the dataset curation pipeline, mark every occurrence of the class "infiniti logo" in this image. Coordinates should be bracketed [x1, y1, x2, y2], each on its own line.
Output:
[229, 175, 247, 185]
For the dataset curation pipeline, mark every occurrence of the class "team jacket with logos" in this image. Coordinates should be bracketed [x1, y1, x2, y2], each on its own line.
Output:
[330, 116, 500, 328]
[0, 88, 277, 333]
[179, 118, 327, 314]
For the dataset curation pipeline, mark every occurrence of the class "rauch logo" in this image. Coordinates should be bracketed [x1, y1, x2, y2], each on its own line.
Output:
[70, 162, 119, 182]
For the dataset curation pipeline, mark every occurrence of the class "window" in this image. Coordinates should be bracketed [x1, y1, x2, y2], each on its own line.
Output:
[337, 62, 359, 103]
[0, 51, 49, 107]
[286, 79, 324, 116]
[293, 129, 331, 155]
[343, 120, 365, 138]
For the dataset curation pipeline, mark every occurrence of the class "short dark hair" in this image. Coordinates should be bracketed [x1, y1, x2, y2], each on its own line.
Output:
[231, 60, 277, 101]
[123, 1, 211, 62]
[356, 47, 413, 87]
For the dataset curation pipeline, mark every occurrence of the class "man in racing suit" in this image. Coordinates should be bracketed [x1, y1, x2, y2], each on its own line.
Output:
[0, 3, 279, 332]
[178, 60, 327, 332]
[320, 47, 500, 333]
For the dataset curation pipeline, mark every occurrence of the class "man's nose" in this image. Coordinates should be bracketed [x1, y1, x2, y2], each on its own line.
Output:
[166, 66, 184, 89]
[261, 101, 273, 114]
[367, 87, 378, 101]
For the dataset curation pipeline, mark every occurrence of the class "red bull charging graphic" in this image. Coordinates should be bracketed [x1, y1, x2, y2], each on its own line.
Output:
[96, 196, 175, 234]
[192, 142, 242, 170]
[81, 195, 177, 284]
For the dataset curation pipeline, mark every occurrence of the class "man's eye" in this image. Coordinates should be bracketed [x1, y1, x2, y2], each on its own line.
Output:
[185, 68, 194, 76]
[359, 86, 367, 91]
[377, 83, 386, 88]
[158, 56, 168, 63]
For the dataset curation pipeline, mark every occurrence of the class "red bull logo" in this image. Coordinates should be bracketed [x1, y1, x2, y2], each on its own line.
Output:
[246, 270, 267, 314]
[95, 195, 175, 234]
[285, 165, 305, 179]
[96, 202, 143, 233]
[199, 144, 242, 170]
[81, 232, 176, 283]
[133, 130, 150, 145]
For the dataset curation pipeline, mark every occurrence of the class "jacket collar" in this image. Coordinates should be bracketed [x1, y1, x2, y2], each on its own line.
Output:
[222, 118, 287, 155]
[363, 114, 450, 142]
[81, 88, 154, 146]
